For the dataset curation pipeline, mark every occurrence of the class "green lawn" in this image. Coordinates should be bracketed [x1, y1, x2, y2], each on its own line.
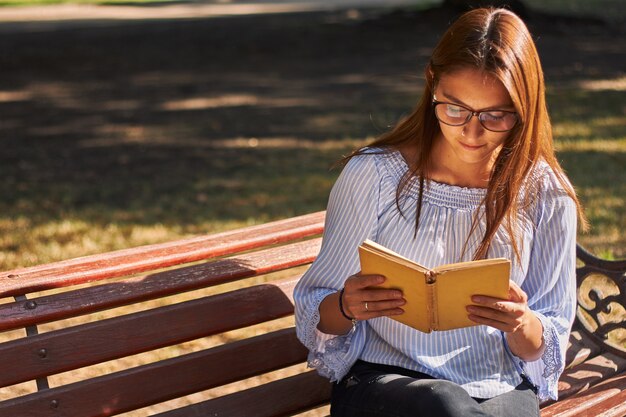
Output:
[0, 2, 623, 271]
[3, 90, 624, 271]
[548, 86, 626, 259]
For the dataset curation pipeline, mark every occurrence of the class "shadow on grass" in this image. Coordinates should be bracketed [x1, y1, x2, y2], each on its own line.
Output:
[3, 143, 347, 226]
[0, 8, 624, 266]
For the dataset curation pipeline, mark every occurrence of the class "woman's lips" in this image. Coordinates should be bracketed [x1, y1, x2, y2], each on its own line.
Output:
[459, 142, 485, 151]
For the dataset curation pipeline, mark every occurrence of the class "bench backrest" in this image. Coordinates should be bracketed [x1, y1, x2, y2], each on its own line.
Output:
[0, 211, 330, 417]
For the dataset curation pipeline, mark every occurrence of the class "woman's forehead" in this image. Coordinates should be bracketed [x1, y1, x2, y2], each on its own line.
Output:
[436, 68, 513, 109]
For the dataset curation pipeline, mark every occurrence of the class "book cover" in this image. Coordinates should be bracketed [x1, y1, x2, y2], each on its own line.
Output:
[358, 239, 510, 332]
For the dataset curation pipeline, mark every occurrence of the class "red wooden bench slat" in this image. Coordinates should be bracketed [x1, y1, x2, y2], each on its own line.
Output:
[0, 277, 301, 388]
[540, 374, 626, 417]
[154, 370, 332, 417]
[0, 211, 325, 297]
[563, 324, 603, 370]
[0, 238, 321, 332]
[552, 351, 626, 402]
[0, 328, 308, 417]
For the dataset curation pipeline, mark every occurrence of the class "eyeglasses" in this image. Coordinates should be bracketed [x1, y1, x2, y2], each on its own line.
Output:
[433, 100, 518, 132]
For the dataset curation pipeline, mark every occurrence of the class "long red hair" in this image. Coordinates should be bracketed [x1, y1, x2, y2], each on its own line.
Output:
[347, 7, 587, 260]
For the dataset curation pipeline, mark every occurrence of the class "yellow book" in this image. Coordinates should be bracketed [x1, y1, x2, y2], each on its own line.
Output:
[358, 239, 510, 333]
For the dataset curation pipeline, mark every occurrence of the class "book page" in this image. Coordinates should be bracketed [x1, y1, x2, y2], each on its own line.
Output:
[359, 240, 428, 270]
[358, 245, 430, 333]
[434, 260, 510, 331]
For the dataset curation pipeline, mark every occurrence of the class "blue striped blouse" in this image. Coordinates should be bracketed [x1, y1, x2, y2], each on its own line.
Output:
[294, 148, 578, 401]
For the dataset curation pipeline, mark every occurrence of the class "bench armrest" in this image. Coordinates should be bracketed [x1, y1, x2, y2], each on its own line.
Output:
[575, 244, 626, 358]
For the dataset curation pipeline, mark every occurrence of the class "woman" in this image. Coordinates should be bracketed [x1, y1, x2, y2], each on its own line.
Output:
[294, 7, 587, 417]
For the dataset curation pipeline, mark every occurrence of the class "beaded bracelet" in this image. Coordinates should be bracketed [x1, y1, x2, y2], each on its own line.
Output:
[338, 288, 358, 327]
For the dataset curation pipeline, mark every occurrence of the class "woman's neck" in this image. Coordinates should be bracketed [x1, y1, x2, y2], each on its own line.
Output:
[399, 137, 495, 189]
[428, 164, 490, 188]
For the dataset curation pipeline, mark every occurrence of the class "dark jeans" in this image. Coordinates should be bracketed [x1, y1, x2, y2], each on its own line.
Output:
[331, 361, 540, 417]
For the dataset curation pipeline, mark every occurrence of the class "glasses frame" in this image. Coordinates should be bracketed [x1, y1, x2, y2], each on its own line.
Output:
[432, 100, 519, 132]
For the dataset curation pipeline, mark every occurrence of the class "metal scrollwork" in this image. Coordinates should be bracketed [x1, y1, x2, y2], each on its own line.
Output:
[575, 245, 626, 358]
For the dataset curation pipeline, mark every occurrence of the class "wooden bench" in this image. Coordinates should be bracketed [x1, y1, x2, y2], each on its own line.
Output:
[0, 211, 624, 417]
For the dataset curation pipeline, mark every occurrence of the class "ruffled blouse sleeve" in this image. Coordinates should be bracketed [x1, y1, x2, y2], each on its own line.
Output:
[506, 172, 578, 401]
[293, 152, 385, 382]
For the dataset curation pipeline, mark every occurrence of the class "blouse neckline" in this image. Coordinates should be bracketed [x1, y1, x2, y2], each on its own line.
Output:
[384, 149, 487, 210]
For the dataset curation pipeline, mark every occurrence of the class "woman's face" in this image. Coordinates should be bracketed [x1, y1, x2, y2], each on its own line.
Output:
[432, 68, 515, 170]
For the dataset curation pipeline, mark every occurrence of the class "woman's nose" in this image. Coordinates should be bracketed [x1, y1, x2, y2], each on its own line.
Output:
[462, 115, 485, 139]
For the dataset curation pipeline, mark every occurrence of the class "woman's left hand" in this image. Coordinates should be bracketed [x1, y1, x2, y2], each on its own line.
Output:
[466, 280, 533, 333]
[468, 281, 545, 360]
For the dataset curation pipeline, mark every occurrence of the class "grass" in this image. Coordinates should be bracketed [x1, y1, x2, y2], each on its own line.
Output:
[0, 139, 361, 269]
[548, 85, 626, 260]
[2, 84, 623, 270]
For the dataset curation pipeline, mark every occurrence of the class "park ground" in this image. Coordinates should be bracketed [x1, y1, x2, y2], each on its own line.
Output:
[1, 1, 624, 269]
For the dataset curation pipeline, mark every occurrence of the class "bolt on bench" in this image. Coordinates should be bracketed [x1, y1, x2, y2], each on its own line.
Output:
[0, 211, 624, 416]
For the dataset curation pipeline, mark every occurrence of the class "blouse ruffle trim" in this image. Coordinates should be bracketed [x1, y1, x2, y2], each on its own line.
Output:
[301, 289, 355, 382]
[537, 314, 564, 400]
[501, 313, 564, 401]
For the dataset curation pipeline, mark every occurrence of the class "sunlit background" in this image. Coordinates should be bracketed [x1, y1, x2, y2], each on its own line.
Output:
[1, 0, 624, 270]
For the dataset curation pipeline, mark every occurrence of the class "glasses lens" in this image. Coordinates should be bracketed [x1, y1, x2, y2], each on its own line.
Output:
[435, 103, 470, 126]
[434, 102, 518, 132]
[479, 111, 517, 132]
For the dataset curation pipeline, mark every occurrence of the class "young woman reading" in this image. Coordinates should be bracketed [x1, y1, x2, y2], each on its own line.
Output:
[294, 7, 586, 417]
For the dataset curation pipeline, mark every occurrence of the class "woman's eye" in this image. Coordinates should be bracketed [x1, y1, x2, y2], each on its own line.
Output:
[482, 112, 506, 121]
[445, 105, 466, 118]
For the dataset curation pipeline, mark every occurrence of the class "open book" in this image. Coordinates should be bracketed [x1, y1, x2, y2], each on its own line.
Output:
[358, 239, 510, 333]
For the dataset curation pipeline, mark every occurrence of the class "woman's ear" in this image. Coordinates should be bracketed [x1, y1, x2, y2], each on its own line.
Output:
[424, 62, 435, 83]
[427, 67, 438, 92]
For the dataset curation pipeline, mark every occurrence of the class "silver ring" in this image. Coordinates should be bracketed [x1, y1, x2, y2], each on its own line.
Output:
[365, 302, 369, 311]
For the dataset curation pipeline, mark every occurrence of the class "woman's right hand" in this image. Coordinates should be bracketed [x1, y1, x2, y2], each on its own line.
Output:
[341, 273, 405, 321]
[317, 273, 405, 335]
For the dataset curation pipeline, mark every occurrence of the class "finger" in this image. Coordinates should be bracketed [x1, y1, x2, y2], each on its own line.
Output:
[472, 294, 525, 309]
[355, 307, 405, 321]
[493, 301, 524, 316]
[508, 280, 528, 303]
[364, 288, 404, 302]
[346, 273, 385, 290]
[467, 314, 517, 332]
[467, 304, 525, 322]
[471, 295, 504, 305]
[362, 298, 406, 313]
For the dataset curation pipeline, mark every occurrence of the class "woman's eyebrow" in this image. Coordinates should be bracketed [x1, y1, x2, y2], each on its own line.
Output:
[440, 92, 515, 110]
